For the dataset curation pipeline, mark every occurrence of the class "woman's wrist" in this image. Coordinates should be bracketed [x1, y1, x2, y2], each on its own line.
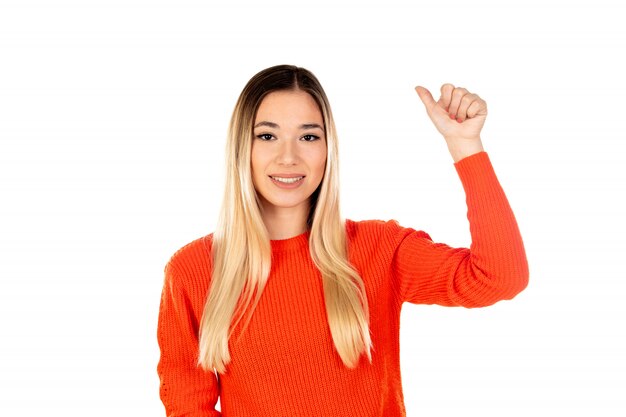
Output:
[445, 136, 484, 163]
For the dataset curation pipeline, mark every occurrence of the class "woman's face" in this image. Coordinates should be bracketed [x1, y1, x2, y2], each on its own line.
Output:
[251, 89, 327, 217]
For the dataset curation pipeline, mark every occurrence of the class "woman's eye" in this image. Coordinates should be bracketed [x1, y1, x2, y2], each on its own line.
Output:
[256, 134, 319, 142]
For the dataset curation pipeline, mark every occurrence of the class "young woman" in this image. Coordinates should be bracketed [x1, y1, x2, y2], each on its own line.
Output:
[156, 64, 529, 417]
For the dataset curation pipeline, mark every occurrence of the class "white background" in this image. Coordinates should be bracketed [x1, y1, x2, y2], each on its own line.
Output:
[1, 0, 624, 415]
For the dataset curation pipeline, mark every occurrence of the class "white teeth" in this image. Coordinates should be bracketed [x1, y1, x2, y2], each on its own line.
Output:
[271, 176, 304, 184]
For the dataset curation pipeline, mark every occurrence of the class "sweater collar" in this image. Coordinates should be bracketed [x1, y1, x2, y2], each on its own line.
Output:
[270, 229, 310, 252]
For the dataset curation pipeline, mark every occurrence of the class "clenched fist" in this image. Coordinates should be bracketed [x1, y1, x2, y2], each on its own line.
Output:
[415, 84, 487, 163]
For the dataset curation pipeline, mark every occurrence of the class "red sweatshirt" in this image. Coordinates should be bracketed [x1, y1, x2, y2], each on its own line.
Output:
[157, 151, 529, 416]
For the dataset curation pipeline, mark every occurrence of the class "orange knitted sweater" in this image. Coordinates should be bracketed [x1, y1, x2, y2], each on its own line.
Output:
[156, 151, 529, 417]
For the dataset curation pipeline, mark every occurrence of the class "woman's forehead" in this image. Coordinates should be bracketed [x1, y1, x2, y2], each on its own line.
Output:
[255, 90, 322, 125]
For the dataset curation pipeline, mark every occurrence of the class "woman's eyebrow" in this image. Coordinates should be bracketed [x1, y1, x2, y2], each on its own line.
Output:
[254, 121, 324, 131]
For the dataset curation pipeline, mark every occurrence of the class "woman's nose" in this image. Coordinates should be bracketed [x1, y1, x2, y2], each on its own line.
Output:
[276, 138, 298, 165]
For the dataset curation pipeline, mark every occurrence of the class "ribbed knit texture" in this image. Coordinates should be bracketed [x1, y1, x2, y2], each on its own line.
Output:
[156, 151, 529, 417]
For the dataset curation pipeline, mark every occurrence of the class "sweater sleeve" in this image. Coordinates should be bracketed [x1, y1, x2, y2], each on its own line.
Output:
[157, 260, 221, 417]
[390, 151, 529, 308]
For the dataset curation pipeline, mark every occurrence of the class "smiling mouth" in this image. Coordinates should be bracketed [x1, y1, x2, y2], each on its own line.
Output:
[269, 176, 305, 184]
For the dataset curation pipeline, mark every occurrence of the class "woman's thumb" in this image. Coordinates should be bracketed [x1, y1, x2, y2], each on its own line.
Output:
[414, 85, 436, 113]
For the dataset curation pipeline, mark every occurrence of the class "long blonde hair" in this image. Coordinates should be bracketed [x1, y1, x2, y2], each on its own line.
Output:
[198, 65, 372, 373]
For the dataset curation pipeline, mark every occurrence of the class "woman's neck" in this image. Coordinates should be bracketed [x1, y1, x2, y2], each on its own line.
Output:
[260, 204, 309, 240]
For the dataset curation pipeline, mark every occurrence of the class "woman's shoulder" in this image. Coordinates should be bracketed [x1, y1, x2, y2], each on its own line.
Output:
[344, 218, 399, 244]
[162, 233, 214, 310]
[345, 218, 432, 243]
[345, 218, 405, 234]
[165, 232, 214, 274]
